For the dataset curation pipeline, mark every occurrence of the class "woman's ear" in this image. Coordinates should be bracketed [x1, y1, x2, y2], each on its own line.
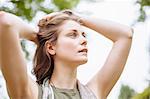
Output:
[45, 41, 56, 55]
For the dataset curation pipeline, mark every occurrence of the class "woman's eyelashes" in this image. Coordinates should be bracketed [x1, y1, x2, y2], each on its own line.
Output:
[68, 32, 87, 38]
[70, 32, 77, 38]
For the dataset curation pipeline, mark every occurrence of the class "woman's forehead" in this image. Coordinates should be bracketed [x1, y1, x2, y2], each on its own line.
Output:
[60, 20, 83, 32]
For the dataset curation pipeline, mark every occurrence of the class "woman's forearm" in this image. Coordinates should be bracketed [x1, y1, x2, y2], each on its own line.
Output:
[80, 16, 133, 42]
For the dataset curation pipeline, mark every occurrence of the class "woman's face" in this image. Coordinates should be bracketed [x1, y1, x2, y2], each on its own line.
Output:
[54, 20, 88, 65]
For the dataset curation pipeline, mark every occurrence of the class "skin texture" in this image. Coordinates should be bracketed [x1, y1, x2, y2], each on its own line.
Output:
[54, 20, 88, 65]
[0, 11, 133, 99]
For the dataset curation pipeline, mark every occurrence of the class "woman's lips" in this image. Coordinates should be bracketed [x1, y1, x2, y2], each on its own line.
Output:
[78, 48, 88, 55]
[78, 48, 88, 53]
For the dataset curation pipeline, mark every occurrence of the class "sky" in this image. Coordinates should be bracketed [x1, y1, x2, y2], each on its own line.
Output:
[0, 0, 150, 99]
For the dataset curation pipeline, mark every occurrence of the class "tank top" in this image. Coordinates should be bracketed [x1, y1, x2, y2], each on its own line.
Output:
[37, 78, 97, 99]
[50, 85, 81, 99]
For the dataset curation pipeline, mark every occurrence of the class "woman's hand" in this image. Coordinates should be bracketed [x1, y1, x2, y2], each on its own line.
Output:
[61, 9, 82, 23]
[41, 9, 82, 24]
[28, 32, 39, 45]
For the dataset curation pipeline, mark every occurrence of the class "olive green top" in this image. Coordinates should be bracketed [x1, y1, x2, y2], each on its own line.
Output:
[37, 78, 97, 99]
[38, 84, 81, 99]
[51, 85, 81, 99]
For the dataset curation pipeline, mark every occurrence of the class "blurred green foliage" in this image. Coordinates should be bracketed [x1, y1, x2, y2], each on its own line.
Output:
[119, 85, 150, 99]
[118, 84, 136, 99]
[52, 0, 79, 10]
[0, 0, 52, 21]
[132, 87, 150, 99]
[0, 0, 80, 21]
[136, 0, 150, 22]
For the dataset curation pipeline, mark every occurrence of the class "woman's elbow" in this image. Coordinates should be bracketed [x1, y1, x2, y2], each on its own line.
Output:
[124, 27, 134, 39]
[0, 11, 12, 27]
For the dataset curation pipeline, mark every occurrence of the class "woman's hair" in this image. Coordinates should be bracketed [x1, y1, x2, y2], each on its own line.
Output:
[33, 10, 81, 84]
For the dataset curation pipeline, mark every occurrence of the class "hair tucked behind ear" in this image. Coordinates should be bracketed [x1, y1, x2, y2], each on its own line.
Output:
[33, 10, 81, 84]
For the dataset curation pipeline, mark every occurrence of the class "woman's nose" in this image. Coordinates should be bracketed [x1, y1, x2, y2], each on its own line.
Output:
[80, 35, 87, 46]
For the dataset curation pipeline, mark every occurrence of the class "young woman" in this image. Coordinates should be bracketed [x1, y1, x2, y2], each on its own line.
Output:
[0, 10, 133, 99]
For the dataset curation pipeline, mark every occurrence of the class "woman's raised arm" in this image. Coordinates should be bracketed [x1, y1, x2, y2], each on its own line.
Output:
[80, 16, 133, 98]
[0, 11, 38, 99]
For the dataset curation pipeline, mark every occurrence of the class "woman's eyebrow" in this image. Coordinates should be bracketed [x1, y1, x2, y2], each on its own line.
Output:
[68, 29, 78, 32]
[69, 29, 85, 34]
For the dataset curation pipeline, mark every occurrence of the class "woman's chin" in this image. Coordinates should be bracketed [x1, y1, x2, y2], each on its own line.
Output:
[76, 58, 88, 65]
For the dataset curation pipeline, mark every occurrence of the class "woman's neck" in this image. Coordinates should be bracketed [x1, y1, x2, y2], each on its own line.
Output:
[50, 61, 78, 89]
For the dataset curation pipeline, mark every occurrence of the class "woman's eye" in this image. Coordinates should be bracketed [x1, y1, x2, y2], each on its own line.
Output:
[70, 32, 77, 37]
[68, 32, 87, 38]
